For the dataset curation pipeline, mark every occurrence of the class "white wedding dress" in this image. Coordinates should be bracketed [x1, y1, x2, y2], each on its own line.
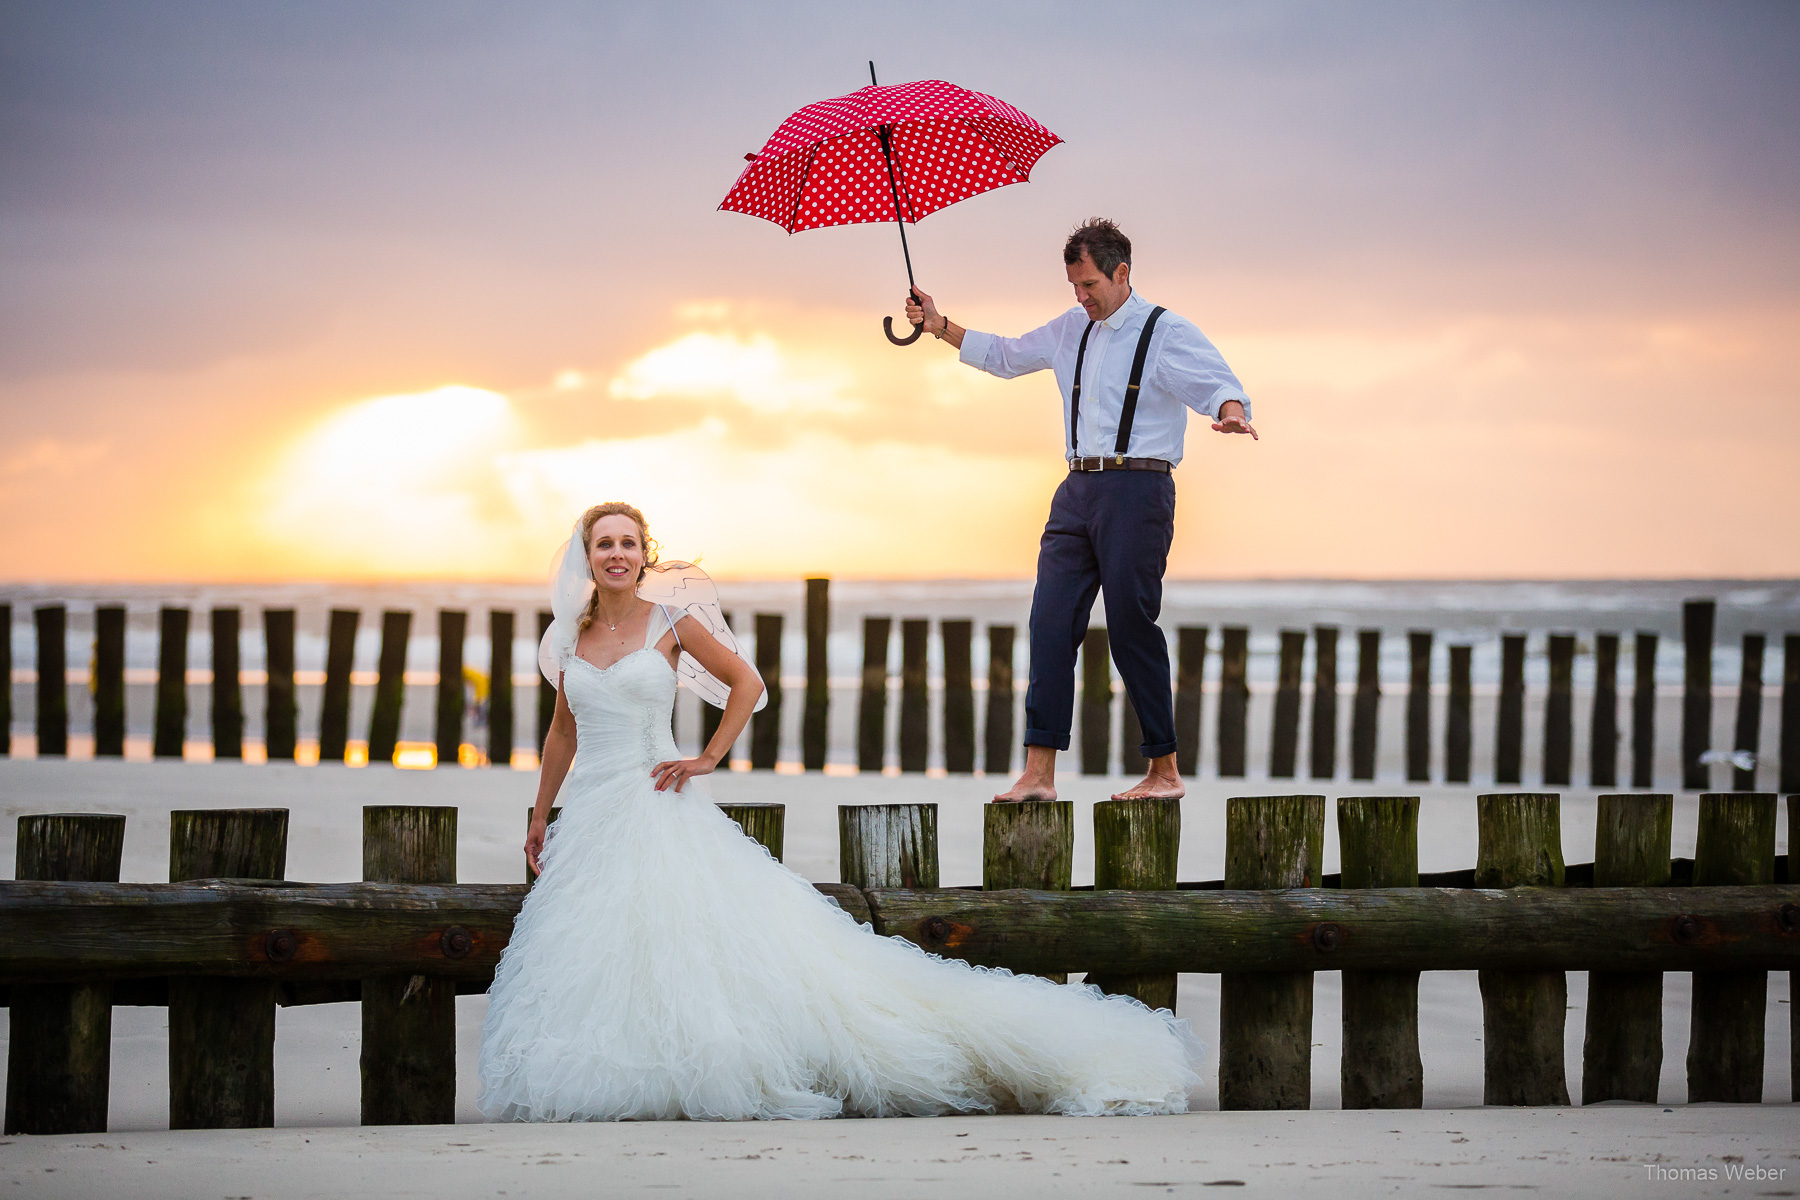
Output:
[476, 606, 1205, 1122]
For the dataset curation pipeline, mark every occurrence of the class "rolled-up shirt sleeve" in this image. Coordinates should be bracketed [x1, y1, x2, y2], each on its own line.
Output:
[1153, 319, 1251, 421]
[958, 313, 1067, 379]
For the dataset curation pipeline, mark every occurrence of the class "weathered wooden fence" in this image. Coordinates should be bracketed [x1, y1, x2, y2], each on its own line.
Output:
[7, 593, 1799, 792]
[2, 792, 1795, 1132]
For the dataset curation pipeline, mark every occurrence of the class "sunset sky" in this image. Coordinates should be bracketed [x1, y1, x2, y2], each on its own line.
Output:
[3, 1, 1796, 582]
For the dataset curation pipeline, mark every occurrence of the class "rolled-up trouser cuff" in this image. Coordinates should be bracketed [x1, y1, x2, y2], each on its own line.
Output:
[1023, 728, 1071, 751]
[1139, 739, 1178, 760]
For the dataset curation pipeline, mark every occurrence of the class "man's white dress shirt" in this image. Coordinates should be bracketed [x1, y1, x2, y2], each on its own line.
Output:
[958, 290, 1250, 467]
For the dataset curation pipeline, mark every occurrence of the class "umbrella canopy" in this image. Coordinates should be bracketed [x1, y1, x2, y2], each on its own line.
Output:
[720, 79, 1062, 233]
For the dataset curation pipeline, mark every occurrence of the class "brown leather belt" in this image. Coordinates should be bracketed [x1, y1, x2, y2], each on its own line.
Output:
[1068, 456, 1172, 473]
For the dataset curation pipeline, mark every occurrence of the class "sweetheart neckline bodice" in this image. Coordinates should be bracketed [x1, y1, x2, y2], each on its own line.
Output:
[567, 646, 675, 680]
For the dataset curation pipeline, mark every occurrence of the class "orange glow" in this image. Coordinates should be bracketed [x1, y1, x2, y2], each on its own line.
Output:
[1, 300, 1796, 581]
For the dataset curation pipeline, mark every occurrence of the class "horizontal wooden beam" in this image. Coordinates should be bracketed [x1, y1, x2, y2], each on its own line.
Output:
[870, 886, 1800, 975]
[0, 881, 1794, 985]
[0, 880, 871, 986]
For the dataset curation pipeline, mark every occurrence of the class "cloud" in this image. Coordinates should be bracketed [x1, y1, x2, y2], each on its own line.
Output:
[607, 330, 860, 415]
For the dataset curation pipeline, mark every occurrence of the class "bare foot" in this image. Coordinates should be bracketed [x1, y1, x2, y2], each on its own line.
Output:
[1110, 753, 1185, 801]
[993, 774, 1057, 803]
[994, 745, 1059, 803]
[1110, 773, 1186, 801]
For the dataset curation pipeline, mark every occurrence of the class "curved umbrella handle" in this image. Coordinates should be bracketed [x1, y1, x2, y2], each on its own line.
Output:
[883, 316, 924, 346]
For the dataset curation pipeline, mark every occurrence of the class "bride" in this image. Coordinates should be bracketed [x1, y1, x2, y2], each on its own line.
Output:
[476, 502, 1205, 1121]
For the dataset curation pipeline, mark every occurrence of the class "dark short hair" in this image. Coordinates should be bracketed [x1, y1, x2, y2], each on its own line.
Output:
[1063, 218, 1131, 278]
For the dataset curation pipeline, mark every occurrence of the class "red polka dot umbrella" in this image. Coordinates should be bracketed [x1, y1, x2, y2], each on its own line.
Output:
[719, 65, 1063, 344]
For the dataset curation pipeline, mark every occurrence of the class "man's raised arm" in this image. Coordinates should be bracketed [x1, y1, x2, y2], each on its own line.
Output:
[904, 289, 1058, 379]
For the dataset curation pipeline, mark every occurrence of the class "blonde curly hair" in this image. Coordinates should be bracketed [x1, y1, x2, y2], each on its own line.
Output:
[576, 502, 659, 633]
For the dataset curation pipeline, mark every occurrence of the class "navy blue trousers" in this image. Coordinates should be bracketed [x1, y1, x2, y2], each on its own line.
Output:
[1024, 469, 1178, 759]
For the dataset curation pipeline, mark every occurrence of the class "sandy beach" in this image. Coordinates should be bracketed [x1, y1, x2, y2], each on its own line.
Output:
[4, 1107, 1796, 1199]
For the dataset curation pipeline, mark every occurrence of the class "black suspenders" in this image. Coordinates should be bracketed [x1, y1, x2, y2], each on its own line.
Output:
[1067, 305, 1168, 461]
[1115, 306, 1166, 458]
[1068, 321, 1096, 457]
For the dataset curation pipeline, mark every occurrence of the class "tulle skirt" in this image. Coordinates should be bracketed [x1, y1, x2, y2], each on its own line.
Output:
[476, 760, 1205, 1122]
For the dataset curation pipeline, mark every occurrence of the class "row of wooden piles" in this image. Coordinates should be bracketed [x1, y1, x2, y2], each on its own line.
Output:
[7, 594, 1799, 790]
[6, 791, 1793, 1134]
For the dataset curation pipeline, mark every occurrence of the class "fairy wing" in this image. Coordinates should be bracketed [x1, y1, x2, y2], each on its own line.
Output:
[637, 561, 767, 712]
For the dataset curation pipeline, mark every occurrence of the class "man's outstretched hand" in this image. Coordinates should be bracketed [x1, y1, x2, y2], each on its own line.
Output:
[1212, 399, 1258, 440]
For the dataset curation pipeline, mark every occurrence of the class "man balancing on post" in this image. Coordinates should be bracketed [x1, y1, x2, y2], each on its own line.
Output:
[905, 217, 1256, 803]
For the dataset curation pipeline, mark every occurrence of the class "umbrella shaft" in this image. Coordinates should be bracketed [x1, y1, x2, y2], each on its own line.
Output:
[876, 124, 917, 293]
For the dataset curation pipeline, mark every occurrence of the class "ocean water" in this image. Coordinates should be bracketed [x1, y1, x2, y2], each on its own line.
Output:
[4, 578, 1797, 786]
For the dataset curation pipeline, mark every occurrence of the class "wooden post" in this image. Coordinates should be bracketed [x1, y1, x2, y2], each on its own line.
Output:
[1632, 632, 1658, 789]
[857, 616, 891, 773]
[211, 608, 243, 760]
[93, 605, 126, 758]
[1581, 793, 1672, 1104]
[898, 618, 928, 772]
[1080, 627, 1111, 776]
[942, 620, 974, 773]
[0, 603, 9, 757]
[838, 804, 938, 888]
[1686, 791, 1776, 1103]
[319, 608, 359, 764]
[1406, 631, 1432, 782]
[1732, 634, 1765, 791]
[1120, 689, 1146, 777]
[366, 611, 410, 766]
[168, 809, 288, 1129]
[1175, 626, 1208, 777]
[984, 625, 1015, 776]
[434, 609, 466, 767]
[1782, 636, 1800, 796]
[1589, 633, 1619, 788]
[1475, 792, 1569, 1105]
[536, 610, 555, 752]
[1544, 633, 1575, 787]
[1446, 645, 1472, 784]
[34, 604, 67, 757]
[488, 610, 514, 770]
[802, 579, 829, 771]
[362, 806, 458, 1125]
[263, 609, 297, 761]
[750, 614, 784, 769]
[4, 812, 125, 1134]
[1217, 626, 1249, 778]
[718, 802, 785, 861]
[1495, 634, 1526, 785]
[1338, 796, 1422, 1108]
[1351, 629, 1381, 781]
[1269, 630, 1305, 779]
[1310, 625, 1338, 780]
[153, 606, 190, 759]
[984, 800, 1074, 982]
[1087, 797, 1180, 1010]
[1219, 794, 1324, 1110]
[1682, 599, 1715, 791]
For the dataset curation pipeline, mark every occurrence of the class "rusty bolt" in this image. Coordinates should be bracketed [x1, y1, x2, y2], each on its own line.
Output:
[1673, 915, 1702, 943]
[266, 929, 297, 962]
[1778, 903, 1800, 935]
[923, 916, 951, 942]
[440, 925, 473, 959]
[1311, 922, 1342, 952]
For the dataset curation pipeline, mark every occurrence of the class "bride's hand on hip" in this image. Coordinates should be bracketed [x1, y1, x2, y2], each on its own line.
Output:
[652, 755, 716, 793]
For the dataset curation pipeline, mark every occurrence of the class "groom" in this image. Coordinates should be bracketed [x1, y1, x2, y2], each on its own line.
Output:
[905, 218, 1256, 802]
